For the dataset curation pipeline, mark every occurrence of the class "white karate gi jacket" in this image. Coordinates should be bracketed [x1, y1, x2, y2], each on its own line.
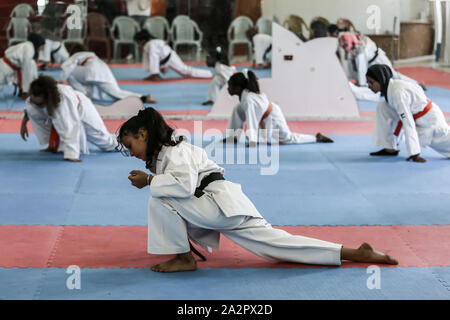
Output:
[60, 52, 115, 84]
[0, 41, 38, 92]
[39, 39, 69, 63]
[373, 79, 450, 157]
[60, 51, 139, 100]
[142, 39, 212, 78]
[150, 141, 262, 218]
[142, 39, 172, 75]
[25, 84, 117, 159]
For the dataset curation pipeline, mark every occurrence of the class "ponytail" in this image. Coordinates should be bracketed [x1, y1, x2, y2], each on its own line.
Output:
[117, 107, 183, 169]
[228, 70, 260, 94]
[246, 70, 260, 94]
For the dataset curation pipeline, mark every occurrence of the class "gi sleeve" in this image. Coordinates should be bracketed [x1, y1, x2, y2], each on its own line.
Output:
[51, 97, 81, 159]
[150, 147, 199, 198]
[21, 44, 38, 92]
[393, 91, 421, 156]
[60, 56, 79, 82]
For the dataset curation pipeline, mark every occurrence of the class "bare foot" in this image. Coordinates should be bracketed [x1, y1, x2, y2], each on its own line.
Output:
[144, 94, 158, 103]
[144, 74, 163, 81]
[151, 252, 198, 273]
[342, 243, 398, 265]
[202, 100, 214, 106]
[316, 133, 334, 143]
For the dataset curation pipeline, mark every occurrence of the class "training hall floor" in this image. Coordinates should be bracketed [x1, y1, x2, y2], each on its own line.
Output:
[0, 55, 450, 300]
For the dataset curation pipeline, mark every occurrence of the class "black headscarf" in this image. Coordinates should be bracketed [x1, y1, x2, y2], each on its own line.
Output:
[366, 64, 393, 101]
[27, 33, 46, 58]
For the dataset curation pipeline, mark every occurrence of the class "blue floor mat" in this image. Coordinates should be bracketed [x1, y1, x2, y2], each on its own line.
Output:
[1, 267, 449, 299]
[1, 133, 450, 226]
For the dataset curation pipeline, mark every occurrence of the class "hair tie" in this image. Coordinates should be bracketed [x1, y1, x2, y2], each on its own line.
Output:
[216, 46, 222, 53]
[242, 68, 249, 80]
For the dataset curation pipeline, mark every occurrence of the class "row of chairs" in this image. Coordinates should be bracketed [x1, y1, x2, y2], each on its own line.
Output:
[5, 5, 274, 62]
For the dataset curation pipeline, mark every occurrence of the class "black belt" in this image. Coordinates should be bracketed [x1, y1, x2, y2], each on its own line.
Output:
[160, 53, 171, 66]
[50, 44, 62, 63]
[368, 48, 379, 64]
[194, 172, 225, 198]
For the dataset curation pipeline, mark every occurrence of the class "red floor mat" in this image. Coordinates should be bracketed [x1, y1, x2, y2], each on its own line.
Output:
[1, 225, 448, 269]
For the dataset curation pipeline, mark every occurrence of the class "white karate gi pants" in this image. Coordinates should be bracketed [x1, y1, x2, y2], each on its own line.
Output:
[147, 194, 342, 266]
[227, 104, 317, 144]
[373, 100, 450, 157]
[164, 53, 212, 78]
[68, 67, 142, 101]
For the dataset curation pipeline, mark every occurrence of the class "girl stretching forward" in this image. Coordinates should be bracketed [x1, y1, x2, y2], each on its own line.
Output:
[118, 107, 398, 273]
[202, 46, 236, 106]
[224, 70, 334, 146]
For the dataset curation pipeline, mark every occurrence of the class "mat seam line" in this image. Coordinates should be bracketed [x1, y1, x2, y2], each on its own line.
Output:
[392, 226, 450, 293]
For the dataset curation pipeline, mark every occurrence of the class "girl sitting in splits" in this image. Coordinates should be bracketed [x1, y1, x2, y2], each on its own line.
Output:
[20, 75, 118, 162]
[117, 107, 398, 273]
[367, 64, 450, 163]
[60, 44, 157, 104]
[133, 30, 212, 81]
[224, 70, 334, 146]
[201, 46, 236, 106]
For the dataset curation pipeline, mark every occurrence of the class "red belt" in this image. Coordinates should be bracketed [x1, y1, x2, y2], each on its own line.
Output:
[48, 95, 81, 153]
[394, 99, 433, 136]
[2, 56, 22, 91]
[80, 56, 94, 66]
[259, 102, 273, 129]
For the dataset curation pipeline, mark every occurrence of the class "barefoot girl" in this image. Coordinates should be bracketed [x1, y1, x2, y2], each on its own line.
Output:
[117, 107, 398, 272]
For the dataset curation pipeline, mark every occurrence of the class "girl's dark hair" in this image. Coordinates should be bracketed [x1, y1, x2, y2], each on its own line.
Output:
[228, 70, 260, 94]
[29, 75, 61, 110]
[117, 107, 183, 169]
[310, 20, 328, 39]
[70, 43, 87, 56]
[207, 46, 229, 66]
[134, 29, 154, 42]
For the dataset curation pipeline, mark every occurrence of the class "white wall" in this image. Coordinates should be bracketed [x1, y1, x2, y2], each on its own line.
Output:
[262, 0, 430, 35]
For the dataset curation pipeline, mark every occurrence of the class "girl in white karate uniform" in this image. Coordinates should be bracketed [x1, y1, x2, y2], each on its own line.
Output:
[0, 33, 44, 98]
[367, 64, 450, 162]
[202, 46, 236, 105]
[224, 70, 334, 146]
[338, 33, 423, 88]
[117, 107, 398, 272]
[134, 30, 212, 81]
[60, 44, 157, 104]
[20, 75, 118, 162]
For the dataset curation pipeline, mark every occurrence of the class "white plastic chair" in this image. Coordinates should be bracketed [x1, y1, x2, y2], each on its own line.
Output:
[60, 17, 86, 47]
[111, 16, 140, 60]
[256, 17, 272, 36]
[170, 15, 203, 61]
[227, 16, 254, 61]
[10, 4, 35, 18]
[142, 16, 171, 43]
[6, 17, 31, 46]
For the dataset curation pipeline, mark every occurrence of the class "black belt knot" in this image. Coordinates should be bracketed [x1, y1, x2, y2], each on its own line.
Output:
[194, 172, 225, 198]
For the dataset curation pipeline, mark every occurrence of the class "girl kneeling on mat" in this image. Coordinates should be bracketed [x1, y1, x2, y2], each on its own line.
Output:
[117, 107, 398, 273]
